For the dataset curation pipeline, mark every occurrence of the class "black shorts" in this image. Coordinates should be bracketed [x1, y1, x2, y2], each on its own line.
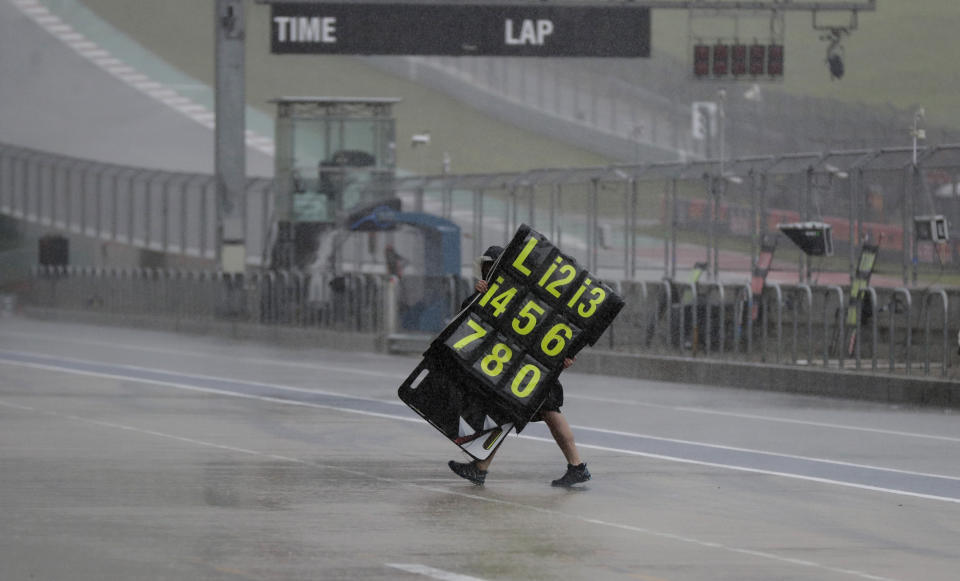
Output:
[529, 380, 564, 422]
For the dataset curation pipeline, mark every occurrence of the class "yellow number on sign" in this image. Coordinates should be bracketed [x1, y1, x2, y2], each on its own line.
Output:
[545, 265, 577, 298]
[512, 237, 538, 276]
[576, 287, 607, 318]
[481, 343, 512, 377]
[511, 364, 541, 398]
[486, 287, 517, 317]
[478, 276, 504, 306]
[541, 323, 573, 357]
[451, 318, 488, 350]
[478, 276, 516, 318]
[567, 277, 591, 308]
[537, 258, 577, 298]
[511, 300, 545, 336]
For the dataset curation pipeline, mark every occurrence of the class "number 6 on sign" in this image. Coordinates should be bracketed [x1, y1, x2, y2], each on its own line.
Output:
[541, 323, 573, 357]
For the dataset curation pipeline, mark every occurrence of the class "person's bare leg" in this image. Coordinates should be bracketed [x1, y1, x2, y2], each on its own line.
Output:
[542, 410, 581, 466]
[475, 446, 498, 471]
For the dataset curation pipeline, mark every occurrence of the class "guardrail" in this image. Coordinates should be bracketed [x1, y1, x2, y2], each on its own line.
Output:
[0, 144, 273, 267]
[26, 267, 958, 378]
[6, 141, 960, 286]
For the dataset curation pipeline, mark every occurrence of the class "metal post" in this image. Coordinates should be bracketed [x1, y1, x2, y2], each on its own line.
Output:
[848, 168, 856, 283]
[590, 178, 599, 272]
[911, 165, 920, 286]
[215, 0, 246, 274]
[670, 178, 678, 279]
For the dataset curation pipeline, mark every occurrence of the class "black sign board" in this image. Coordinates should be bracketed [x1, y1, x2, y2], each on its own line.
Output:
[398, 224, 624, 460]
[270, 3, 650, 57]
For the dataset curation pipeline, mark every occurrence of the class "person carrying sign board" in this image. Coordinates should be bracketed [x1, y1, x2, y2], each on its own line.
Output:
[447, 245, 591, 488]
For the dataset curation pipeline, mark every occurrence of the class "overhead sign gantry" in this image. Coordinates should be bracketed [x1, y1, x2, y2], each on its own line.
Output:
[267, 1, 651, 57]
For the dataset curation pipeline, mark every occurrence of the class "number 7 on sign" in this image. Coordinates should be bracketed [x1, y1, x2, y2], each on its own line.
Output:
[452, 318, 487, 350]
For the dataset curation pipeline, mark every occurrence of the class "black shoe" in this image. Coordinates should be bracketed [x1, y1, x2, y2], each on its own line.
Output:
[551, 463, 591, 487]
[448, 460, 487, 486]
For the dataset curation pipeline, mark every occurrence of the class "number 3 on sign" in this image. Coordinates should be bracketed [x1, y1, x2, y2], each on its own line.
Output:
[566, 277, 607, 318]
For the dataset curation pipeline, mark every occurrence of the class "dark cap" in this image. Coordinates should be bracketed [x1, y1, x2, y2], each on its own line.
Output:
[481, 245, 504, 262]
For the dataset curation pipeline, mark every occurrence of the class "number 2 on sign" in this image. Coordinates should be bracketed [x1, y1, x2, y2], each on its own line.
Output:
[538, 257, 577, 298]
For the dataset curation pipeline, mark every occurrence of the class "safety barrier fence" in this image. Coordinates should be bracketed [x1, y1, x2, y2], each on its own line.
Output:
[5, 142, 960, 286]
[0, 144, 274, 266]
[396, 144, 960, 285]
[27, 267, 957, 378]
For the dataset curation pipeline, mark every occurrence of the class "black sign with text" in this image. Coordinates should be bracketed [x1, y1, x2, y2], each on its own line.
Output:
[398, 224, 624, 460]
[270, 3, 650, 57]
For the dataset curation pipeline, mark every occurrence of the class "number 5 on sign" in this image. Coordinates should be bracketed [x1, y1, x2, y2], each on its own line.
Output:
[510, 296, 550, 338]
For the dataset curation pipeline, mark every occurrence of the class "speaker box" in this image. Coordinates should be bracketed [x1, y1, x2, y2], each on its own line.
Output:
[777, 222, 833, 256]
[38, 235, 69, 266]
[914, 215, 949, 243]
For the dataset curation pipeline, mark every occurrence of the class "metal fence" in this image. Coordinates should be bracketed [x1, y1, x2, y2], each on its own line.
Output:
[397, 144, 960, 286]
[6, 140, 960, 288]
[5, 140, 960, 285]
[0, 143, 274, 267]
[27, 267, 957, 378]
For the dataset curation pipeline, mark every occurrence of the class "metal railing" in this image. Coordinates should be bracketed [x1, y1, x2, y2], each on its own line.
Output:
[6, 142, 960, 286]
[26, 268, 958, 378]
[0, 144, 273, 267]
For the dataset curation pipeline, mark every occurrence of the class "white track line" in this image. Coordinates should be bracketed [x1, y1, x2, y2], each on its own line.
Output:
[3, 327, 957, 444]
[386, 563, 488, 581]
[0, 398, 903, 581]
[1, 350, 959, 505]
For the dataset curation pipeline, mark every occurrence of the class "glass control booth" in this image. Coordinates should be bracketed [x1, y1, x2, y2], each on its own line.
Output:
[272, 97, 400, 267]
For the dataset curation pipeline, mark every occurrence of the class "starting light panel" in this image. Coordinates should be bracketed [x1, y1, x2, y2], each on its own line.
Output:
[693, 41, 784, 80]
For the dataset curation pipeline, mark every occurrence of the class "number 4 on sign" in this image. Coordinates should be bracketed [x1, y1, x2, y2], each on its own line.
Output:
[478, 276, 517, 317]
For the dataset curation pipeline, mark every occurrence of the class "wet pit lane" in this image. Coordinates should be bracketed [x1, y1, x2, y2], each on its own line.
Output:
[1, 317, 958, 581]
